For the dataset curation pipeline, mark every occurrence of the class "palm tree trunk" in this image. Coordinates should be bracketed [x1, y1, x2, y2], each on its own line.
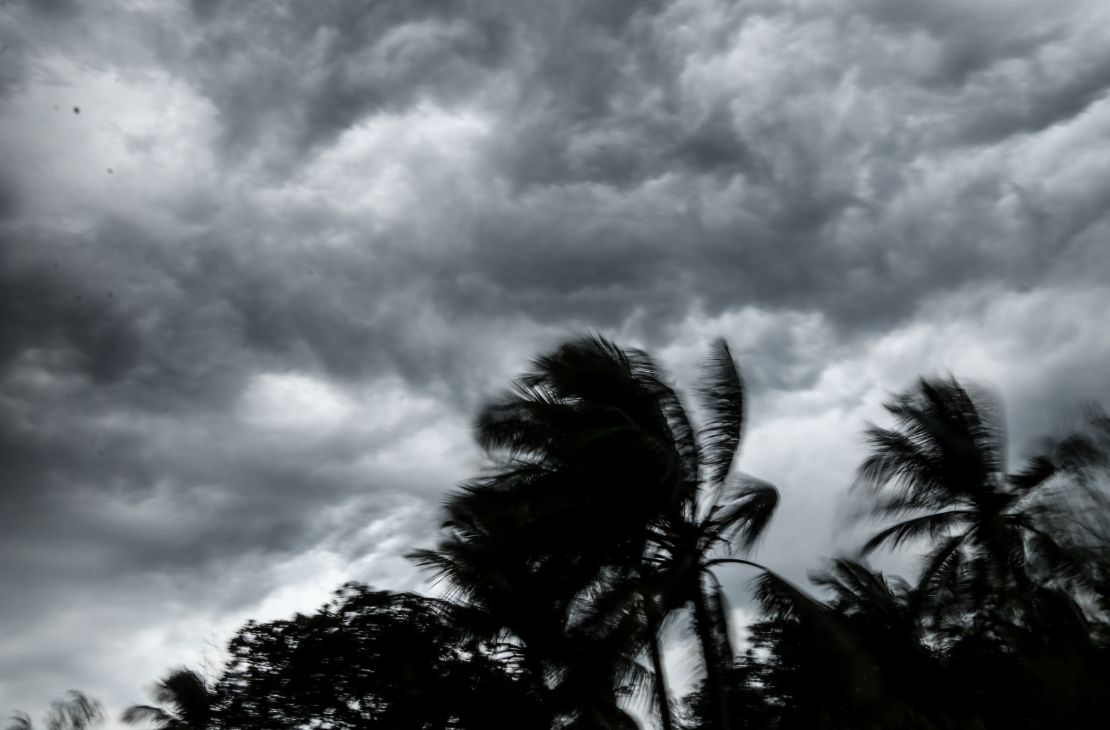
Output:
[692, 580, 731, 730]
[646, 611, 676, 730]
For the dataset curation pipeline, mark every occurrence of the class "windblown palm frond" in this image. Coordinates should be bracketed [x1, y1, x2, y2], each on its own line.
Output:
[707, 480, 780, 552]
[118, 707, 174, 729]
[122, 669, 211, 730]
[42, 693, 103, 730]
[809, 559, 917, 635]
[6, 694, 106, 730]
[860, 509, 972, 555]
[1006, 456, 1057, 493]
[5, 712, 33, 730]
[698, 338, 747, 487]
[749, 569, 827, 622]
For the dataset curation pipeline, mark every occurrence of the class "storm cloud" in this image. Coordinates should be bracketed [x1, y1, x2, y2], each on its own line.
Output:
[1, 0, 1109, 724]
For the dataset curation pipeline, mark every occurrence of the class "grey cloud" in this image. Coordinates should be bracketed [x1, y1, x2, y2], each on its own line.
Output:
[181, 0, 509, 167]
[19, 0, 79, 18]
[0, 241, 141, 383]
[41, 0, 1101, 358]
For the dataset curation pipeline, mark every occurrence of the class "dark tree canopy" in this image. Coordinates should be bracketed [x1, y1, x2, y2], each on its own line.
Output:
[213, 584, 541, 730]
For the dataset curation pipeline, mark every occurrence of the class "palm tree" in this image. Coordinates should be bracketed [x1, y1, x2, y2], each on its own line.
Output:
[412, 506, 604, 727]
[626, 339, 778, 730]
[3, 713, 31, 730]
[121, 668, 212, 730]
[413, 335, 779, 730]
[648, 476, 777, 730]
[855, 376, 1084, 632]
[741, 560, 948, 729]
[6, 692, 103, 730]
[414, 336, 698, 724]
[809, 558, 919, 641]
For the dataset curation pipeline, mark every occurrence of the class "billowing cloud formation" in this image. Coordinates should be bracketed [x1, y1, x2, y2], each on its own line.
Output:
[1, 0, 1109, 724]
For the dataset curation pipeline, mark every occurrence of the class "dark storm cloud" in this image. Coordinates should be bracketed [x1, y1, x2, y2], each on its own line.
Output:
[181, 0, 509, 167]
[0, 218, 460, 666]
[0, 237, 141, 383]
[71, 0, 1103, 350]
[378, 0, 1110, 339]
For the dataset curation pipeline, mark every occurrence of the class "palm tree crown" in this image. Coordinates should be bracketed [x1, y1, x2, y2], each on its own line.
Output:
[413, 335, 780, 730]
[856, 376, 1082, 628]
[121, 668, 212, 730]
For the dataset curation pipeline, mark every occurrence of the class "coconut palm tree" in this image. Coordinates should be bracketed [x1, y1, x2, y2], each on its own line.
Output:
[627, 339, 778, 730]
[121, 669, 212, 730]
[6, 692, 103, 730]
[413, 336, 690, 728]
[808, 559, 920, 642]
[647, 475, 777, 730]
[413, 335, 779, 730]
[739, 561, 947, 730]
[855, 376, 1084, 632]
[412, 506, 606, 728]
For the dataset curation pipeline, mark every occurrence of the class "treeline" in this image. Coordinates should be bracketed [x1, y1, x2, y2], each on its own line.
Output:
[14, 336, 1110, 730]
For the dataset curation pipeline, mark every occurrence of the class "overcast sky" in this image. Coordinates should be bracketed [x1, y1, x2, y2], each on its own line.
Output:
[2, 0, 1109, 725]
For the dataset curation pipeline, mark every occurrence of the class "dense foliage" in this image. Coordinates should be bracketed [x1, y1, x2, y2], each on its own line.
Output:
[101, 336, 1109, 730]
[215, 585, 541, 729]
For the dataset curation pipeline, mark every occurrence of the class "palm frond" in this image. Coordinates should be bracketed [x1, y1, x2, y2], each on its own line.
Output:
[5, 711, 33, 730]
[1051, 410, 1110, 480]
[850, 491, 939, 524]
[441, 463, 557, 534]
[416, 593, 506, 645]
[474, 395, 574, 461]
[866, 377, 1006, 508]
[45, 693, 103, 730]
[856, 426, 947, 506]
[120, 706, 173, 728]
[1007, 455, 1057, 494]
[406, 540, 511, 606]
[810, 558, 916, 633]
[1016, 518, 1092, 587]
[860, 509, 972, 555]
[569, 573, 645, 638]
[157, 669, 210, 724]
[917, 533, 968, 620]
[654, 383, 700, 498]
[522, 335, 671, 444]
[811, 558, 882, 604]
[749, 569, 827, 621]
[697, 338, 746, 486]
[708, 479, 779, 553]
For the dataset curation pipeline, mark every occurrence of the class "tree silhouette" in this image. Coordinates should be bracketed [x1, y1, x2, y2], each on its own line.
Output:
[214, 583, 537, 730]
[414, 335, 696, 727]
[121, 668, 213, 730]
[6, 692, 103, 730]
[594, 339, 778, 730]
[414, 336, 779, 730]
[855, 376, 1086, 633]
